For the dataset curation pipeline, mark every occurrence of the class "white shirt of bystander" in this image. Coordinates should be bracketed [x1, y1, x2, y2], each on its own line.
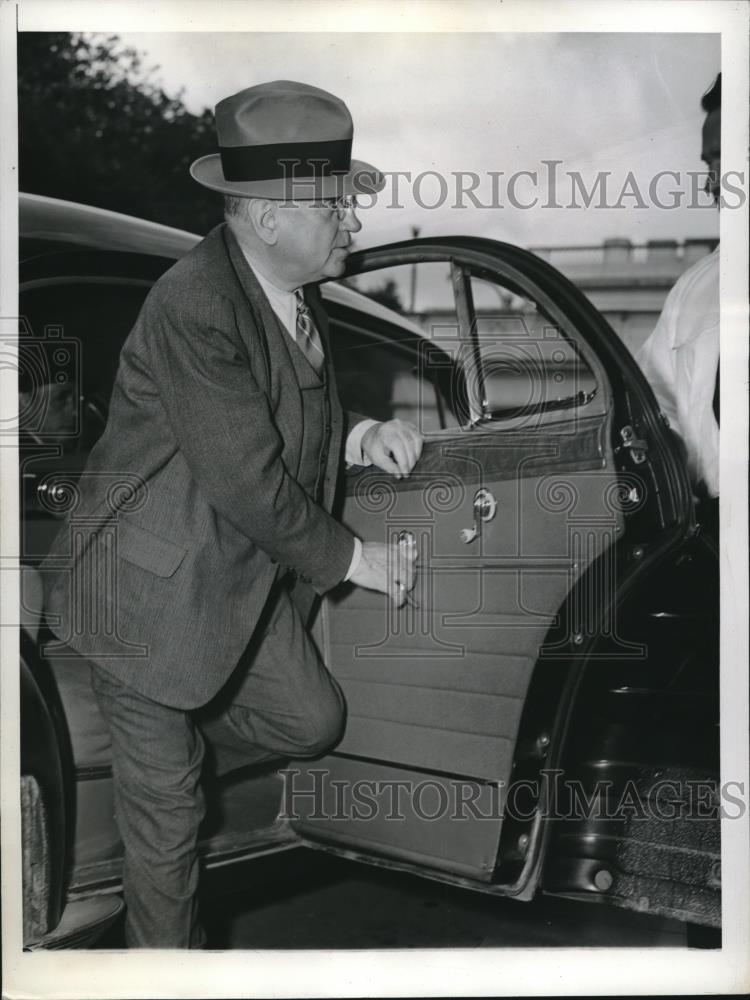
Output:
[636, 246, 719, 498]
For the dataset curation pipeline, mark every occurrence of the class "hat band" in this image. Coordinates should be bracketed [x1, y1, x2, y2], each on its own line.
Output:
[219, 138, 353, 182]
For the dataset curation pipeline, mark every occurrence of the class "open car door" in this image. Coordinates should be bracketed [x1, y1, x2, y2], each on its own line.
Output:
[288, 237, 680, 897]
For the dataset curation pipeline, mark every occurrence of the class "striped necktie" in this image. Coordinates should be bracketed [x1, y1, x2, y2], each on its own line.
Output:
[295, 290, 325, 375]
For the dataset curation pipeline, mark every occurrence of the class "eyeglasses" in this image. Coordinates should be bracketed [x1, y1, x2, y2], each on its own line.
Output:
[309, 194, 358, 218]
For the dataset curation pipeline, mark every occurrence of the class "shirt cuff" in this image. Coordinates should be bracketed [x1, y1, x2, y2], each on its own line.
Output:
[345, 419, 379, 467]
[343, 536, 363, 582]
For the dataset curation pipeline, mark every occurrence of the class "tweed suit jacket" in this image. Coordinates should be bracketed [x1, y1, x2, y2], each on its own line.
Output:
[42, 223, 359, 709]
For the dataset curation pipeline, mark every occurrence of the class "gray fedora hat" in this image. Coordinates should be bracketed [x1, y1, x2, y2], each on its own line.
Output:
[190, 80, 385, 200]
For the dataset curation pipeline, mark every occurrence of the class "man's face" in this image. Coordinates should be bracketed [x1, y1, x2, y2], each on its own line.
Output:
[701, 109, 721, 205]
[274, 197, 362, 286]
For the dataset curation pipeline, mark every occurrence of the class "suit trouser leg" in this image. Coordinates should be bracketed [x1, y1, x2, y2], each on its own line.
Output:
[197, 578, 346, 777]
[89, 667, 207, 949]
[89, 577, 345, 948]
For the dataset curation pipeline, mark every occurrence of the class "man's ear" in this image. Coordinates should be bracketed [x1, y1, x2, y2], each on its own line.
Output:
[249, 199, 279, 246]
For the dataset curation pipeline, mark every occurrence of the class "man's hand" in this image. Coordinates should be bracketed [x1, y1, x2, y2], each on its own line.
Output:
[361, 419, 423, 479]
[349, 540, 418, 606]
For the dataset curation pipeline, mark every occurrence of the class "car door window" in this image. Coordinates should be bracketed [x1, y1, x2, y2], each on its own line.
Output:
[326, 267, 462, 433]
[19, 279, 151, 443]
[19, 279, 151, 556]
[328, 327, 441, 431]
[329, 259, 600, 434]
[469, 274, 598, 423]
[347, 260, 456, 317]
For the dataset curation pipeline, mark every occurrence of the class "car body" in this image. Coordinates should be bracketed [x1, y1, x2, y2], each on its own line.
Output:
[17, 194, 720, 949]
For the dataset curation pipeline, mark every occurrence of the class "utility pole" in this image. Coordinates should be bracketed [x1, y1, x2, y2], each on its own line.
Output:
[410, 226, 421, 313]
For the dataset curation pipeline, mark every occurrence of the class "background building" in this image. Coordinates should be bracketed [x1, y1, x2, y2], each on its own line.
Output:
[387, 237, 718, 359]
[530, 237, 718, 356]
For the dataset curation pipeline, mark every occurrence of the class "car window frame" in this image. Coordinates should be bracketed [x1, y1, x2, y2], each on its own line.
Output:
[338, 240, 614, 434]
[323, 293, 467, 433]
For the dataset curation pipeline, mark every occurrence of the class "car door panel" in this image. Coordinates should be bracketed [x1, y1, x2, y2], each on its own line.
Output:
[288, 757, 505, 879]
[294, 410, 622, 878]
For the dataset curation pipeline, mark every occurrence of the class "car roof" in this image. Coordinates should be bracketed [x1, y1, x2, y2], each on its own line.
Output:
[20, 193, 200, 259]
[19, 193, 426, 337]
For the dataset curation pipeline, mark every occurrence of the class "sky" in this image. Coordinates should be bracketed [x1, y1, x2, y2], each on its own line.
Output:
[115, 31, 722, 249]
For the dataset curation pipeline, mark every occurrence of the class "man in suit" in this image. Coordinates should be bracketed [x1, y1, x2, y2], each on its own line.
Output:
[42, 80, 422, 947]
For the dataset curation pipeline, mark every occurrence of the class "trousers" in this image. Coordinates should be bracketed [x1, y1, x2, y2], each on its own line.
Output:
[90, 575, 346, 948]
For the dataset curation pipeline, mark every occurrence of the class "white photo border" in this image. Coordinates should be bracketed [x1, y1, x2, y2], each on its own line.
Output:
[2, 1, 748, 996]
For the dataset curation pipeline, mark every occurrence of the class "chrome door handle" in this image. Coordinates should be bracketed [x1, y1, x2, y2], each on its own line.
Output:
[396, 530, 419, 608]
[460, 488, 498, 543]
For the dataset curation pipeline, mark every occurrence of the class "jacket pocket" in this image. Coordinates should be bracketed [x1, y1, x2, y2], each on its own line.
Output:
[115, 520, 188, 578]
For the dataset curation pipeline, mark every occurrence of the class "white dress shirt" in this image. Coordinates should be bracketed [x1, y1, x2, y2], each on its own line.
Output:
[247, 259, 376, 579]
[636, 246, 719, 498]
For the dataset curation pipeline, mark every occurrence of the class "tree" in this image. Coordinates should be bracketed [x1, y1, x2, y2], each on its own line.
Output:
[18, 33, 223, 233]
[365, 279, 404, 313]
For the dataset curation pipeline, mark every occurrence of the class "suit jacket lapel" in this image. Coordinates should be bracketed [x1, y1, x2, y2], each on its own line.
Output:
[221, 224, 295, 386]
[223, 224, 324, 388]
[220, 225, 344, 513]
